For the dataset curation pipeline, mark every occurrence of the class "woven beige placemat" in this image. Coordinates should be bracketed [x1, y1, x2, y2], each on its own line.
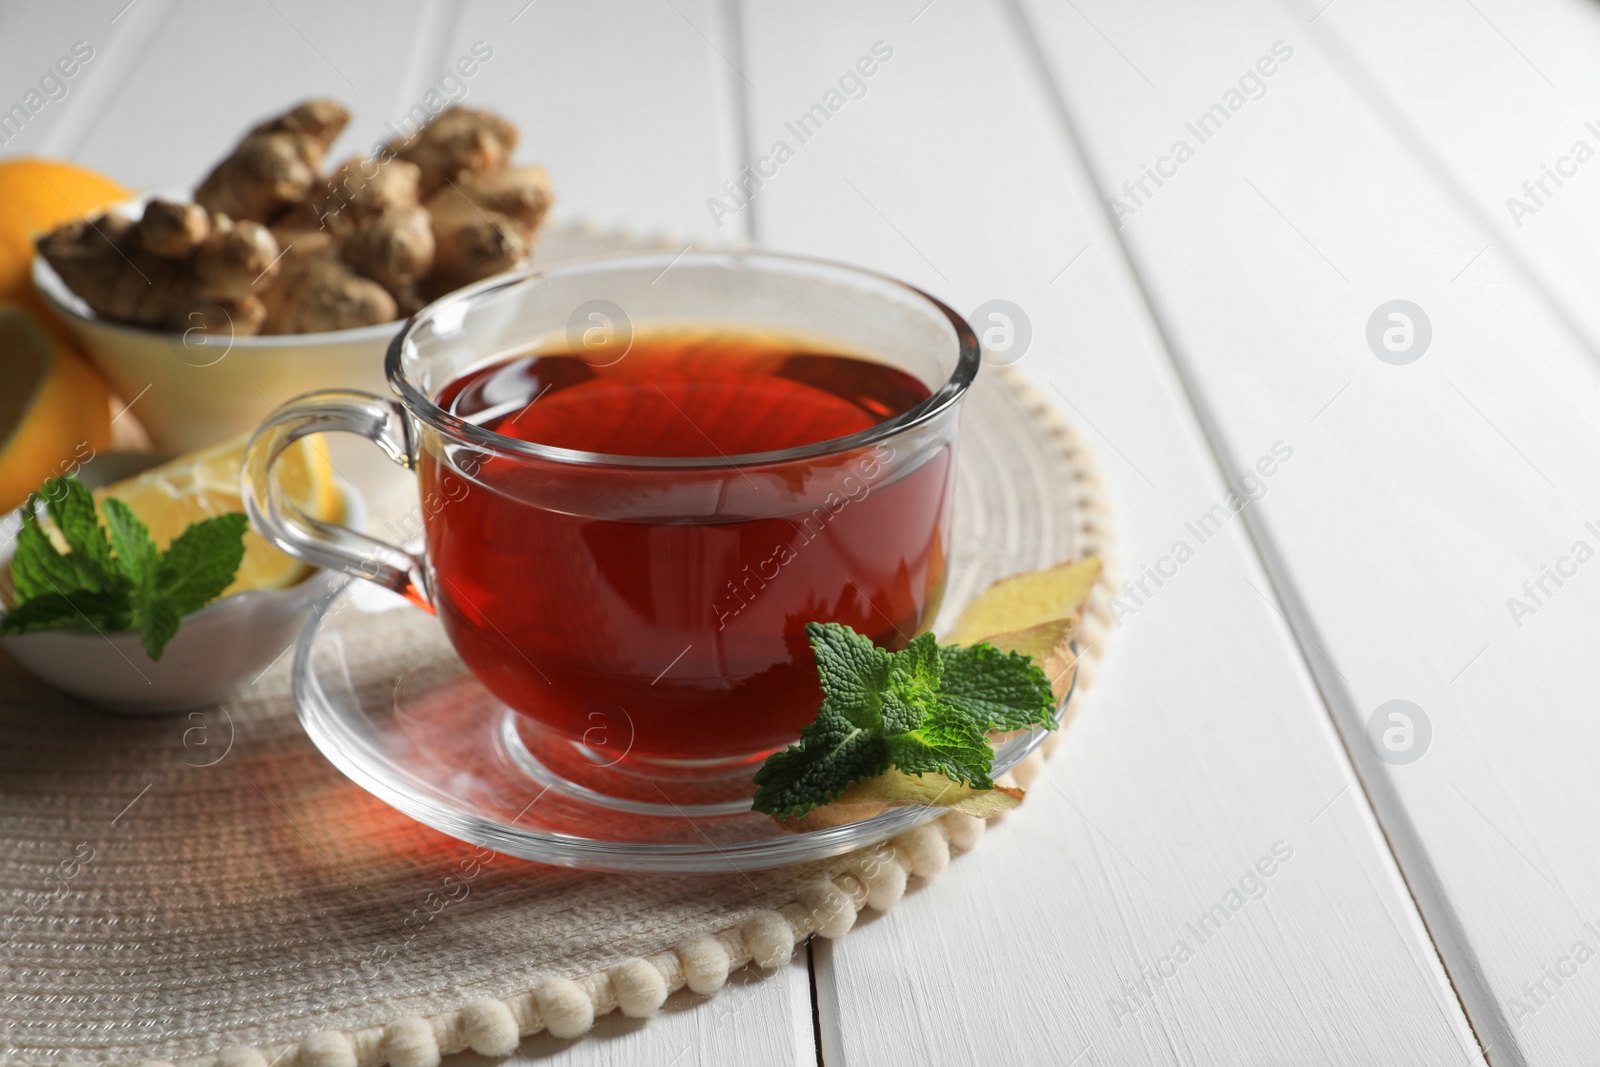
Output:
[0, 364, 1117, 1067]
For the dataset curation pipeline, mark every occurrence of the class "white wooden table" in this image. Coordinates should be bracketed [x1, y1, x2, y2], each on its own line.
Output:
[12, 0, 1600, 1062]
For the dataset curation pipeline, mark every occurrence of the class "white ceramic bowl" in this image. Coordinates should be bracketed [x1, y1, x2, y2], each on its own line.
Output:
[0, 455, 365, 715]
[31, 235, 399, 457]
[29, 207, 644, 457]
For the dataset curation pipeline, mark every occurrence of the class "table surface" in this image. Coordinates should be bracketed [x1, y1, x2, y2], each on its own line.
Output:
[10, 0, 1600, 1063]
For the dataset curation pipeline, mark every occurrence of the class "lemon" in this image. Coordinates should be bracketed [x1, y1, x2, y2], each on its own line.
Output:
[95, 433, 341, 596]
[0, 304, 111, 512]
[0, 157, 130, 322]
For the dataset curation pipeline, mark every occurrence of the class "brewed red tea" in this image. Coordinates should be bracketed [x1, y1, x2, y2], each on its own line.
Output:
[422, 328, 953, 762]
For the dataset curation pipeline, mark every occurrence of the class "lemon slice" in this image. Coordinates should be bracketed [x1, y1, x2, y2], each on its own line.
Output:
[0, 157, 130, 318]
[95, 433, 340, 596]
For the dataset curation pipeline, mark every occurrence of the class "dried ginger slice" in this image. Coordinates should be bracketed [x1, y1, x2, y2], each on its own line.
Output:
[944, 556, 1102, 646]
[779, 771, 1025, 833]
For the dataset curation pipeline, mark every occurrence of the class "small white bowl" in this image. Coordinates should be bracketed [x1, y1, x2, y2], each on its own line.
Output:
[0, 456, 365, 716]
[32, 228, 399, 457]
[30, 205, 620, 458]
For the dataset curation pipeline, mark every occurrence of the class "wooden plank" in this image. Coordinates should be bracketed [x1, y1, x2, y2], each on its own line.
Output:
[1017, 0, 1600, 1061]
[1291, 0, 1600, 351]
[42, 0, 429, 192]
[740, 1, 1480, 1064]
[0, 0, 173, 163]
[434, 0, 754, 241]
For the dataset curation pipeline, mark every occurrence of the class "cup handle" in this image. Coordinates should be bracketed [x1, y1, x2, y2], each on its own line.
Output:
[242, 390, 432, 610]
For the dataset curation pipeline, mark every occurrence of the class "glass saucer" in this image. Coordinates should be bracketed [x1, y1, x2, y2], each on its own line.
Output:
[290, 582, 1057, 873]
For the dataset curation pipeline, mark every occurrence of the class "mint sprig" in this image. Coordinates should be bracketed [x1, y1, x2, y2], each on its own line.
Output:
[751, 622, 1057, 819]
[1, 476, 248, 660]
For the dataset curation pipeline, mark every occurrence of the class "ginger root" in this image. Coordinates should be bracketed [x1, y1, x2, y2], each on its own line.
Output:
[194, 213, 281, 302]
[287, 153, 425, 239]
[314, 156, 437, 311]
[258, 230, 396, 335]
[387, 105, 518, 195]
[195, 100, 350, 223]
[422, 163, 552, 297]
[41, 99, 550, 335]
[777, 771, 1025, 833]
[341, 203, 435, 314]
[38, 199, 279, 334]
[133, 200, 209, 257]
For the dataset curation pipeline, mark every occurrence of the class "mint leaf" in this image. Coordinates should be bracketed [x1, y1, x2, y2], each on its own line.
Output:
[883, 702, 994, 789]
[3, 476, 251, 661]
[939, 643, 1057, 731]
[880, 632, 941, 734]
[131, 510, 247, 659]
[807, 620, 891, 728]
[0, 593, 82, 633]
[42, 477, 115, 590]
[102, 498, 185, 659]
[10, 504, 85, 601]
[102, 499, 159, 585]
[155, 512, 248, 615]
[751, 703, 891, 819]
[752, 622, 1062, 818]
[134, 597, 182, 660]
[0, 589, 132, 635]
